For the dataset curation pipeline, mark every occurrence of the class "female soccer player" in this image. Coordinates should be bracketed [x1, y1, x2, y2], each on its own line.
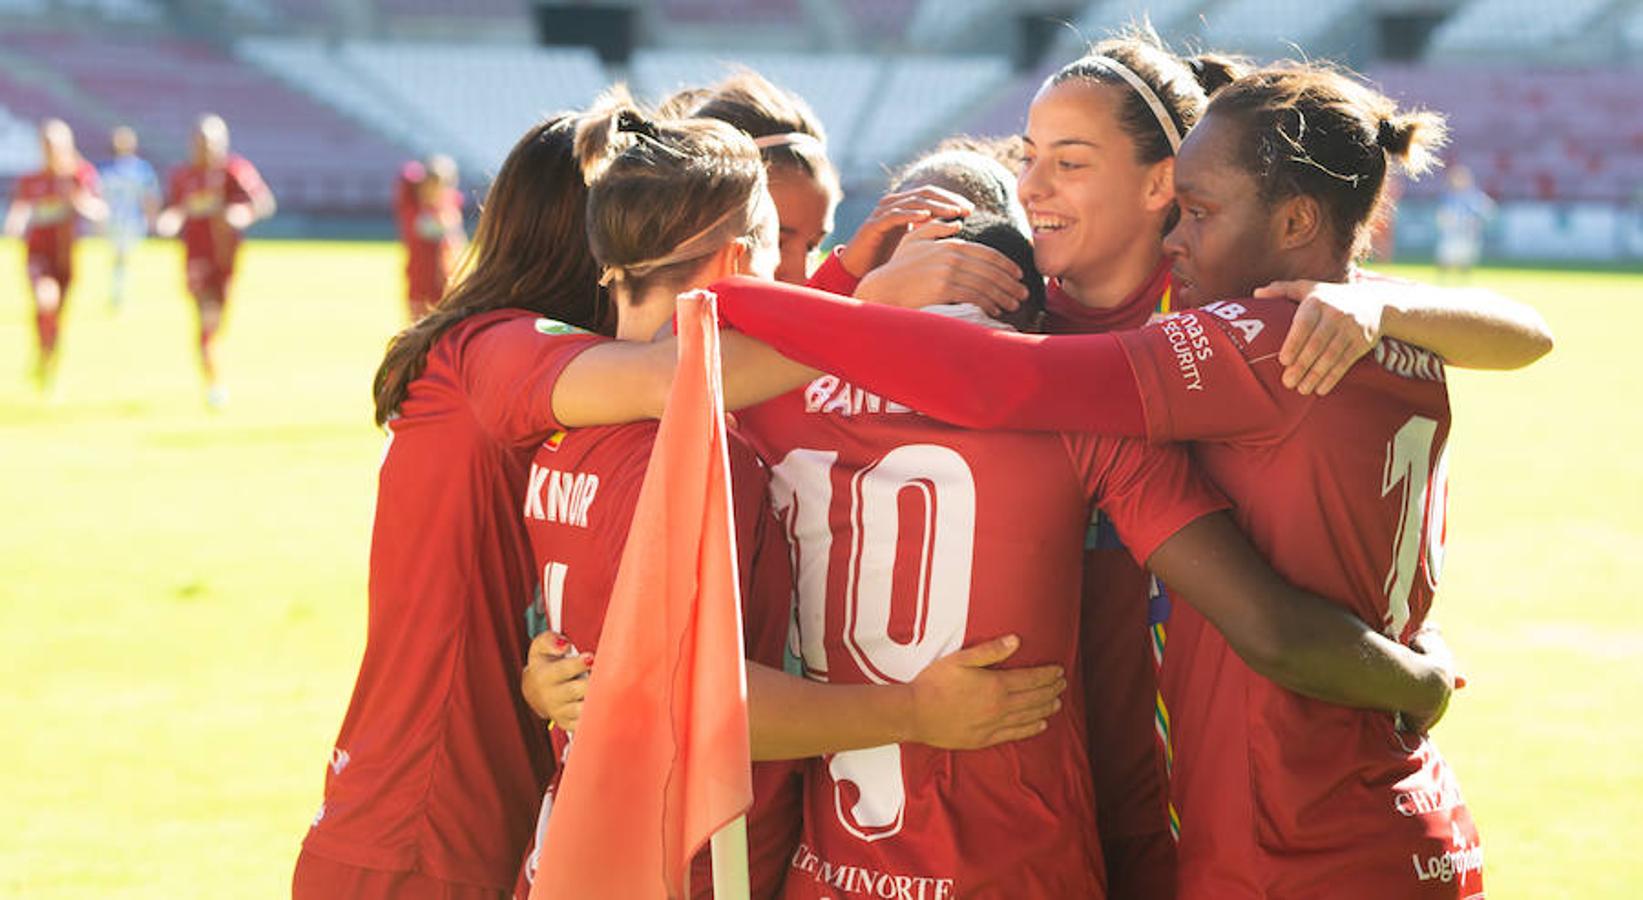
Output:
[296, 104, 1040, 900]
[701, 60, 1508, 900]
[683, 69, 1027, 308]
[4, 118, 104, 390]
[394, 154, 466, 320]
[1011, 31, 1543, 898]
[514, 105, 1065, 900]
[154, 114, 275, 407]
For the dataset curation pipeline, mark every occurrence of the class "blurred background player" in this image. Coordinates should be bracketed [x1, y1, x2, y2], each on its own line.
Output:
[155, 113, 275, 407]
[99, 125, 160, 312]
[394, 153, 466, 320]
[4, 118, 105, 391]
[1435, 164, 1495, 283]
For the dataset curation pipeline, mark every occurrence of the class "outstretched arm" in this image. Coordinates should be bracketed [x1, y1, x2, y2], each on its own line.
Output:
[711, 276, 1144, 434]
[1147, 512, 1452, 731]
[1262, 279, 1555, 395]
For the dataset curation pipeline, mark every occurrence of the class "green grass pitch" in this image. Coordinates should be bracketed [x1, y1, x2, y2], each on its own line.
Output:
[1, 239, 1638, 897]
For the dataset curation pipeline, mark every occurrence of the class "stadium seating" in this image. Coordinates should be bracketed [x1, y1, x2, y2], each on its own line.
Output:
[0, 103, 38, 176]
[0, 33, 412, 212]
[657, 0, 803, 27]
[1427, 0, 1615, 54]
[631, 49, 880, 174]
[839, 0, 920, 44]
[340, 40, 608, 174]
[238, 37, 444, 157]
[905, 0, 1007, 50]
[1372, 65, 1643, 205]
[1624, 3, 1643, 53]
[1048, 0, 1208, 60]
[850, 55, 1014, 176]
[59, 0, 161, 23]
[1200, 0, 1359, 55]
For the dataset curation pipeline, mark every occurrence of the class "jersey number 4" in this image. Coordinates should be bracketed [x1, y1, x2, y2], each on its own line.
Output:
[770, 444, 977, 843]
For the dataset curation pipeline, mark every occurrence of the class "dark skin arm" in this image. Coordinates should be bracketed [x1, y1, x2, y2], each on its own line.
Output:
[1146, 512, 1452, 732]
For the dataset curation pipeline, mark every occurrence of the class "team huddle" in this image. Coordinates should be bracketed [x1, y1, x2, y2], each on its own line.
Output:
[284, 26, 1552, 900]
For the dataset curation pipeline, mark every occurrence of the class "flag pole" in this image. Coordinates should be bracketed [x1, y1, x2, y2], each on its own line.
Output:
[710, 816, 750, 900]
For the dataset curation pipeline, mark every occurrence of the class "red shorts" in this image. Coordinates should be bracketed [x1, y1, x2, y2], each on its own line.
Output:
[27, 251, 72, 293]
[186, 249, 236, 302]
[294, 849, 508, 900]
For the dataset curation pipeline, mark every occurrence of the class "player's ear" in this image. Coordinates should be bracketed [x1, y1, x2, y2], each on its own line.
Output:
[701, 239, 748, 282]
[1142, 157, 1176, 213]
[1274, 193, 1324, 251]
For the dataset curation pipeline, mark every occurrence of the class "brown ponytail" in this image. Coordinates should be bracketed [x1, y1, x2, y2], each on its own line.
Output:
[371, 113, 610, 426]
[583, 108, 770, 298]
[1376, 110, 1446, 178]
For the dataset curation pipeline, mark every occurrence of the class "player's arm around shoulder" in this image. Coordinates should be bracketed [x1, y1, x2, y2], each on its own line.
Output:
[1257, 277, 1554, 396]
[1145, 512, 1453, 730]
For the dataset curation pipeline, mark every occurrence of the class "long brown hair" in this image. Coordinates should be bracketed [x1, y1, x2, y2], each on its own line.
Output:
[371, 114, 611, 425]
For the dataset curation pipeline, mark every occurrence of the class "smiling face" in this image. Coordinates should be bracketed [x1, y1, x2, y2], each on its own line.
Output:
[1162, 109, 1282, 308]
[766, 166, 835, 284]
[1019, 80, 1173, 295]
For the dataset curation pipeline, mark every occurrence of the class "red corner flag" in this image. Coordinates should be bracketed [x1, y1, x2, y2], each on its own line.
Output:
[533, 291, 753, 899]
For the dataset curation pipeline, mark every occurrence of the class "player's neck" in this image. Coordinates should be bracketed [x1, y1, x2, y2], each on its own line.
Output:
[614, 287, 679, 342]
[1058, 241, 1164, 311]
[1278, 244, 1352, 287]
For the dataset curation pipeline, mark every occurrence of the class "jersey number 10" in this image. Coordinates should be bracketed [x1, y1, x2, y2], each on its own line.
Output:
[770, 444, 979, 843]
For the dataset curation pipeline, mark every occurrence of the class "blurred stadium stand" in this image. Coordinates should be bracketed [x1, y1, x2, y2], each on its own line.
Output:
[0, 0, 1636, 258]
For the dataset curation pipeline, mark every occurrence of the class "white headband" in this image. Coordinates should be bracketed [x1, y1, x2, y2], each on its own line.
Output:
[598, 187, 773, 287]
[752, 132, 826, 154]
[1051, 55, 1183, 154]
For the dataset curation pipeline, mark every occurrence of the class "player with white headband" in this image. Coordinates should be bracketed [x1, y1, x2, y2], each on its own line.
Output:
[1019, 25, 1553, 900]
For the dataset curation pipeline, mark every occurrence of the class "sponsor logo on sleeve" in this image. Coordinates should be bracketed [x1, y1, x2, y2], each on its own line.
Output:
[1158, 313, 1213, 392]
[1201, 300, 1267, 346]
[535, 317, 590, 336]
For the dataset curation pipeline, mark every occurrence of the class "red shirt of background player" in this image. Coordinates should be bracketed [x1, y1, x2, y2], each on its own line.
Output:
[13, 161, 99, 278]
[301, 310, 603, 891]
[512, 419, 801, 900]
[395, 163, 465, 312]
[1115, 296, 1480, 900]
[167, 154, 270, 277]
[736, 369, 1223, 898]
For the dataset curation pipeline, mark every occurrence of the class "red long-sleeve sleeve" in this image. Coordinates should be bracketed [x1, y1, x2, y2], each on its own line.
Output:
[711, 275, 1146, 436]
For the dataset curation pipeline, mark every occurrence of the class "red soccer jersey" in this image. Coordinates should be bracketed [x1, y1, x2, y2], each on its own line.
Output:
[396, 166, 464, 303]
[167, 155, 269, 263]
[302, 311, 604, 890]
[1116, 297, 1481, 899]
[1045, 264, 1182, 900]
[516, 419, 801, 900]
[736, 371, 1224, 899]
[14, 162, 99, 261]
